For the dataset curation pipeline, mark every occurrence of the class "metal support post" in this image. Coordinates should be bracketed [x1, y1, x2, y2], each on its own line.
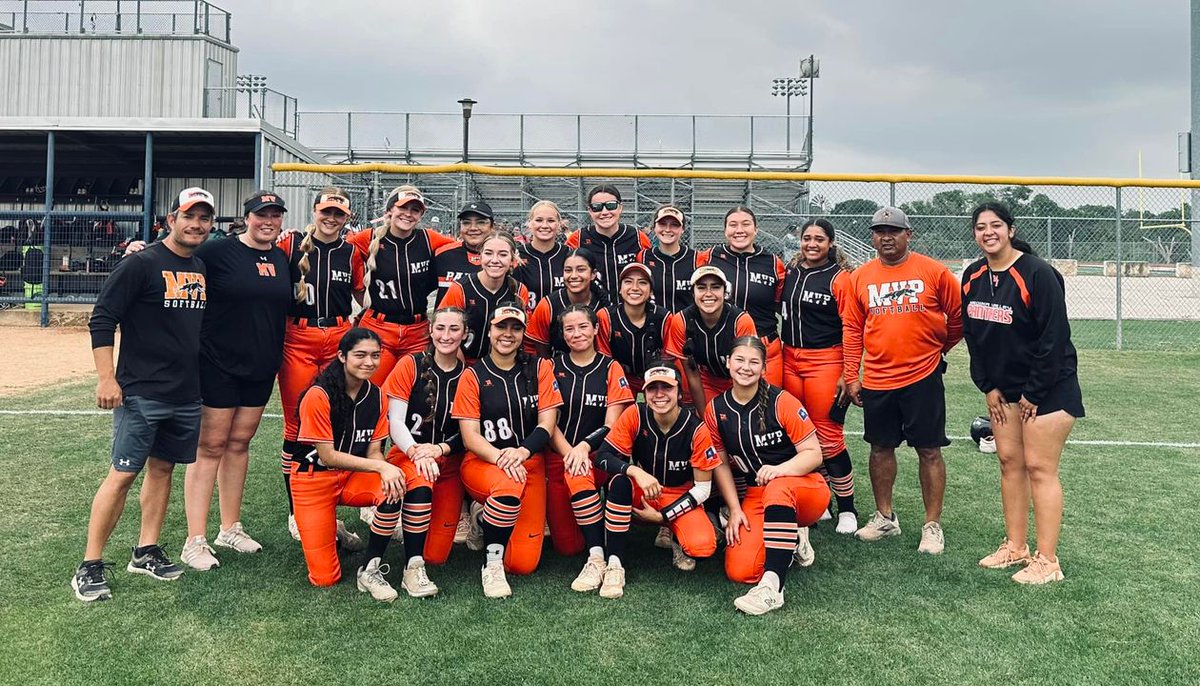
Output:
[40, 132, 55, 327]
[142, 132, 154, 242]
[1046, 217, 1053, 260]
[253, 132, 263, 189]
[889, 182, 897, 207]
[1115, 188, 1124, 350]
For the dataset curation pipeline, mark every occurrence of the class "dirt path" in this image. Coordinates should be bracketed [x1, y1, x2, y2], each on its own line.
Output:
[0, 327, 97, 396]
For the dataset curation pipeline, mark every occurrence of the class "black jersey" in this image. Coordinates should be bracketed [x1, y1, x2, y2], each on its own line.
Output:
[515, 242, 567, 306]
[438, 273, 530, 361]
[706, 245, 786, 340]
[552, 352, 633, 446]
[566, 223, 652, 291]
[382, 352, 464, 448]
[196, 237, 292, 380]
[89, 241, 207, 403]
[526, 288, 607, 355]
[348, 228, 451, 321]
[780, 261, 849, 349]
[279, 233, 363, 320]
[297, 381, 389, 467]
[961, 254, 1080, 405]
[433, 241, 482, 303]
[704, 386, 816, 479]
[603, 405, 720, 488]
[452, 356, 563, 451]
[663, 304, 758, 378]
[596, 303, 667, 381]
[638, 246, 705, 312]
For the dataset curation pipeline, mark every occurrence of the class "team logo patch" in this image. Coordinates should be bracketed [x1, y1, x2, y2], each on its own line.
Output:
[719, 413, 727, 422]
[483, 380, 493, 387]
[552, 380, 561, 392]
[704, 446, 718, 461]
[618, 377, 628, 388]
[798, 407, 809, 420]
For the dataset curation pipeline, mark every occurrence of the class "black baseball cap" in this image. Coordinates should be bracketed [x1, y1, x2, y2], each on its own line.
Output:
[458, 201, 494, 221]
[243, 190, 287, 215]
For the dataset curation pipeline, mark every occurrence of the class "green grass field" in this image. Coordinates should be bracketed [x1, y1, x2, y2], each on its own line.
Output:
[1, 348, 1197, 686]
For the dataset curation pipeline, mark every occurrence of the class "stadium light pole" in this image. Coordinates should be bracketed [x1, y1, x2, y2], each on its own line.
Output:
[799, 55, 821, 169]
[458, 98, 477, 163]
[771, 78, 806, 154]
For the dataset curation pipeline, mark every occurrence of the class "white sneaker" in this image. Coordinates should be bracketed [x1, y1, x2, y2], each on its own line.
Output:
[855, 511, 901, 541]
[818, 508, 833, 522]
[336, 520, 365, 552]
[401, 559, 439, 598]
[835, 511, 858, 535]
[481, 561, 512, 598]
[359, 506, 375, 524]
[793, 526, 815, 567]
[978, 436, 997, 454]
[454, 509, 471, 545]
[465, 502, 485, 552]
[671, 540, 696, 572]
[180, 535, 220, 571]
[356, 557, 397, 602]
[214, 522, 263, 554]
[734, 581, 785, 616]
[287, 514, 301, 542]
[918, 521, 945, 555]
[654, 526, 673, 549]
[571, 556, 607, 592]
[599, 564, 625, 599]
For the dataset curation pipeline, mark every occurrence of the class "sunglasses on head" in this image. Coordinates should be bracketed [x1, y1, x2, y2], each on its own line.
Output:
[589, 201, 620, 212]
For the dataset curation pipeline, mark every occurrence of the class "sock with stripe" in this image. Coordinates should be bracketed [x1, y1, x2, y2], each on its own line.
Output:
[365, 500, 401, 560]
[281, 440, 302, 514]
[603, 474, 634, 562]
[825, 449, 857, 514]
[401, 486, 433, 565]
[763, 504, 798, 590]
[570, 488, 606, 552]
[481, 494, 521, 564]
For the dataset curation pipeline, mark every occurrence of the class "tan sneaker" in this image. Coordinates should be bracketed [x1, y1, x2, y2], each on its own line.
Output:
[466, 502, 485, 552]
[356, 557, 397, 602]
[855, 511, 901, 541]
[599, 564, 625, 599]
[336, 520, 365, 552]
[978, 539, 1032, 569]
[454, 509, 471, 545]
[401, 559, 439, 598]
[215, 522, 263, 554]
[654, 526, 673, 549]
[793, 526, 815, 567]
[481, 561, 512, 598]
[359, 507, 375, 524]
[734, 581, 785, 616]
[671, 540, 696, 572]
[918, 521, 945, 555]
[1012, 551, 1064, 585]
[181, 535, 220, 571]
[571, 555, 606, 592]
[287, 514, 301, 542]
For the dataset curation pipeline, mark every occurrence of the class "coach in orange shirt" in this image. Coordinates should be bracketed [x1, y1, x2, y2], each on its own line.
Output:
[841, 207, 962, 555]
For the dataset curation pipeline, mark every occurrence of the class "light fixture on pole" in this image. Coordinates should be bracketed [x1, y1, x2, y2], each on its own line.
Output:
[458, 98, 477, 163]
[799, 55, 820, 165]
[770, 77, 806, 153]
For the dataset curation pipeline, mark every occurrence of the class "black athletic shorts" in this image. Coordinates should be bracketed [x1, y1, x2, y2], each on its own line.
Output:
[199, 356, 275, 409]
[861, 370, 950, 450]
[1005, 375, 1086, 418]
[111, 395, 201, 472]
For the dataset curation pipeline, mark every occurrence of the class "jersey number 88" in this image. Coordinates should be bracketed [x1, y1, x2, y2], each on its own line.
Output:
[482, 418, 514, 442]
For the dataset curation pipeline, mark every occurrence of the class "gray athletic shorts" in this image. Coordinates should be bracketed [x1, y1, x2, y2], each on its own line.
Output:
[111, 395, 202, 473]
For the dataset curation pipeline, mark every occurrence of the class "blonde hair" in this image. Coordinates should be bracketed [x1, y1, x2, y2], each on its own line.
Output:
[294, 186, 350, 304]
[526, 200, 562, 223]
[362, 184, 423, 311]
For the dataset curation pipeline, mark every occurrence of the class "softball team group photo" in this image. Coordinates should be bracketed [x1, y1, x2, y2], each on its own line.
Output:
[73, 182, 1083, 616]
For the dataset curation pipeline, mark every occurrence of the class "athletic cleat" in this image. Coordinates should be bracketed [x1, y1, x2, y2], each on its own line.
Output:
[818, 508, 833, 522]
[127, 545, 183, 581]
[1012, 551, 1064, 585]
[599, 564, 625, 599]
[654, 526, 673, 549]
[454, 509, 471, 545]
[71, 561, 113, 602]
[855, 511, 901, 541]
[356, 557, 397, 602]
[979, 539, 1032, 569]
[465, 502, 485, 551]
[214, 522, 263, 554]
[793, 526, 816, 567]
[401, 559, 439, 598]
[359, 506, 375, 525]
[336, 520, 365, 552]
[287, 514, 301, 542]
[978, 436, 997, 454]
[671, 540, 696, 572]
[181, 535, 221, 571]
[835, 511, 859, 535]
[571, 556, 607, 592]
[481, 561, 512, 598]
[734, 581, 785, 616]
[918, 521, 945, 555]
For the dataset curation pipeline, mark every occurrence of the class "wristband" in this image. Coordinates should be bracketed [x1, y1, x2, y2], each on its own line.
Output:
[520, 426, 551, 455]
[582, 426, 610, 450]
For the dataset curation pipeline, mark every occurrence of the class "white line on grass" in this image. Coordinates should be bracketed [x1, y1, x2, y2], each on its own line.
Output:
[1, 410, 1195, 449]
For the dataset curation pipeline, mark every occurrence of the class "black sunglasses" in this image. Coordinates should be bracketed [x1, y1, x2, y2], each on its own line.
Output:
[589, 201, 620, 212]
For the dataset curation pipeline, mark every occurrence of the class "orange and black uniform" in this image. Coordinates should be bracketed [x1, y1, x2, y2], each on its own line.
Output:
[437, 275, 531, 363]
[545, 353, 633, 556]
[565, 224, 652, 291]
[348, 228, 455, 382]
[597, 404, 722, 561]
[842, 252, 962, 449]
[663, 303, 757, 403]
[705, 386, 829, 585]
[382, 353, 466, 566]
[526, 288, 609, 356]
[292, 382, 398, 587]
[637, 246, 708, 312]
[961, 254, 1084, 417]
[706, 245, 786, 386]
[515, 242, 567, 307]
[453, 356, 563, 575]
[432, 240, 482, 303]
[596, 302, 667, 395]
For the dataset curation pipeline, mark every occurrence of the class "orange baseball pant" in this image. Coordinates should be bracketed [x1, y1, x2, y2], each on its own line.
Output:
[545, 453, 610, 556]
[289, 466, 397, 587]
[700, 372, 733, 405]
[278, 320, 351, 441]
[388, 448, 465, 565]
[460, 452, 547, 575]
[763, 336, 783, 387]
[782, 344, 848, 457]
[358, 311, 430, 384]
[725, 474, 830, 584]
[631, 482, 717, 559]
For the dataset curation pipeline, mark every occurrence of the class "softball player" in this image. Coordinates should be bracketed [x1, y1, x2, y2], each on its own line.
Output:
[291, 328, 405, 602]
[704, 336, 829, 616]
[663, 265, 757, 413]
[433, 201, 493, 302]
[526, 248, 609, 357]
[437, 232, 531, 364]
[565, 184, 651, 291]
[596, 262, 667, 395]
[453, 304, 562, 598]
[514, 200, 567, 306]
[592, 364, 727, 599]
[780, 218, 859, 534]
[348, 186, 455, 383]
[705, 206, 786, 386]
[636, 205, 708, 312]
[544, 304, 634, 592]
[379, 307, 470, 597]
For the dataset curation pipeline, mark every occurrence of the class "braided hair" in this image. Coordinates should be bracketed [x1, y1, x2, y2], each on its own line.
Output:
[787, 217, 856, 272]
[563, 247, 610, 306]
[305, 328, 381, 449]
[416, 306, 468, 429]
[730, 335, 771, 433]
[295, 186, 351, 304]
[362, 184, 423, 311]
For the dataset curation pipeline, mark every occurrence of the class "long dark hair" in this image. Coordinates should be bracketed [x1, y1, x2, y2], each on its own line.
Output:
[307, 328, 381, 446]
[587, 184, 622, 204]
[971, 202, 1036, 256]
[730, 335, 771, 433]
[788, 217, 855, 272]
[563, 247, 609, 306]
[417, 307, 467, 429]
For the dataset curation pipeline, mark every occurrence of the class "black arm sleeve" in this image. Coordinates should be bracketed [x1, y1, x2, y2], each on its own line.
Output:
[88, 254, 144, 349]
[594, 442, 631, 476]
[1021, 265, 1069, 405]
[583, 426, 610, 451]
[445, 433, 464, 455]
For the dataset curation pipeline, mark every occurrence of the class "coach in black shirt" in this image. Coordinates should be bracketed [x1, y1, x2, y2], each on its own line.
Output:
[72, 187, 215, 602]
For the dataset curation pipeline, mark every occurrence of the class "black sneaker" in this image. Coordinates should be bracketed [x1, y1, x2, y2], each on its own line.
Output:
[126, 545, 184, 581]
[71, 560, 113, 602]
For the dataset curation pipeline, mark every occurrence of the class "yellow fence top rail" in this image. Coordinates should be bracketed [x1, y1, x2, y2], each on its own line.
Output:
[271, 162, 1200, 190]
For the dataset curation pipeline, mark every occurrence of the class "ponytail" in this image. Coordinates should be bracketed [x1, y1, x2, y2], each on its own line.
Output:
[294, 222, 318, 304]
[1011, 238, 1037, 256]
[360, 223, 389, 311]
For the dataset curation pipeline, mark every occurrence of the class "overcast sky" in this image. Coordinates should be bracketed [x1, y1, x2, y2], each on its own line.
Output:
[227, 0, 1191, 179]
